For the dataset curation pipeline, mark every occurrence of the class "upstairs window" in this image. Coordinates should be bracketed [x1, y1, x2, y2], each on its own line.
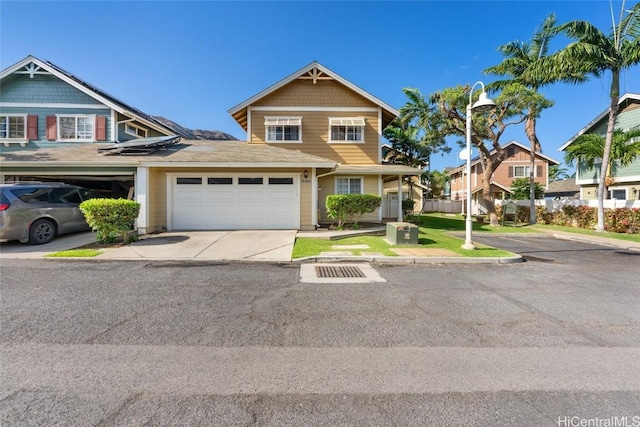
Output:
[0, 115, 26, 139]
[124, 122, 148, 138]
[265, 117, 302, 143]
[509, 165, 531, 178]
[58, 115, 95, 141]
[329, 117, 365, 143]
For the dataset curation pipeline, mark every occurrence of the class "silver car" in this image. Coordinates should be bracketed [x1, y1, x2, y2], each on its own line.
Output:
[0, 182, 104, 244]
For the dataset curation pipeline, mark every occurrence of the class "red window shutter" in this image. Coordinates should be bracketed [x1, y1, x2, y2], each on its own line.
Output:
[46, 116, 57, 140]
[536, 165, 543, 178]
[508, 167, 513, 178]
[27, 115, 38, 140]
[95, 116, 107, 141]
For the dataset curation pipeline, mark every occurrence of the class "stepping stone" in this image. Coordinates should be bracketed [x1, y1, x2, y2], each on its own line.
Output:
[360, 252, 385, 257]
[391, 248, 458, 257]
[319, 251, 354, 256]
[331, 244, 370, 249]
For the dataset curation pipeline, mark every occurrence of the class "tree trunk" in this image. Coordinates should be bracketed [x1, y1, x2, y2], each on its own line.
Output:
[596, 71, 620, 232]
[482, 162, 499, 225]
[525, 115, 540, 224]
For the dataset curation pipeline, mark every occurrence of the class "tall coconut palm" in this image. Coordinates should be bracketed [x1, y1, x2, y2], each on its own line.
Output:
[484, 14, 571, 224]
[564, 128, 640, 191]
[531, 1, 640, 231]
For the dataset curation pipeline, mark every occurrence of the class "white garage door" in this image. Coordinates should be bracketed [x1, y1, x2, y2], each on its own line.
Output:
[170, 174, 299, 230]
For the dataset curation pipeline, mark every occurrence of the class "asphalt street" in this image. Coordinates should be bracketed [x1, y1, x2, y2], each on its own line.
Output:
[1, 235, 639, 426]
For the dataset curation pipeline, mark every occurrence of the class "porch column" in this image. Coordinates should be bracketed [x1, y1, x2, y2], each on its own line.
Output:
[311, 168, 317, 227]
[377, 175, 382, 221]
[397, 175, 403, 221]
[135, 166, 149, 235]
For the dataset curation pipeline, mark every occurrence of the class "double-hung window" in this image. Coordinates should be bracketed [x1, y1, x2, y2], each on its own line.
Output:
[511, 165, 530, 178]
[58, 115, 95, 141]
[0, 115, 26, 139]
[329, 117, 365, 143]
[336, 177, 363, 194]
[265, 117, 302, 143]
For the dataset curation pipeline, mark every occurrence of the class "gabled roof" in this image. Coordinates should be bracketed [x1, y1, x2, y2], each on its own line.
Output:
[447, 140, 560, 175]
[558, 93, 640, 151]
[227, 61, 400, 131]
[470, 181, 513, 195]
[0, 55, 182, 138]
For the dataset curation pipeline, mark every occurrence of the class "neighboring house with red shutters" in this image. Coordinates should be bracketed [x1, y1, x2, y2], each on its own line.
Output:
[1, 57, 421, 233]
[0, 55, 178, 147]
[447, 140, 559, 214]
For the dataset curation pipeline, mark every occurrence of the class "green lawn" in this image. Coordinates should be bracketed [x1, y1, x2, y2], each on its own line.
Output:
[292, 214, 517, 259]
[46, 248, 103, 258]
[293, 213, 640, 259]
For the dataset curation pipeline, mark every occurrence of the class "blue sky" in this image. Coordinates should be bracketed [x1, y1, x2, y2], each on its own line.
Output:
[1, 1, 639, 172]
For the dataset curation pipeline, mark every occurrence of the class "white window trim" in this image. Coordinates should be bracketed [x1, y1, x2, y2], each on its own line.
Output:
[512, 165, 532, 178]
[335, 176, 364, 194]
[264, 116, 302, 143]
[607, 187, 628, 199]
[0, 114, 27, 142]
[56, 114, 96, 142]
[328, 117, 365, 144]
[124, 122, 148, 138]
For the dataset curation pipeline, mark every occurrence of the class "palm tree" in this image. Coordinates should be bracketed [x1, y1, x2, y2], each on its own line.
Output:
[564, 129, 640, 192]
[531, 2, 640, 231]
[548, 164, 571, 182]
[382, 119, 431, 203]
[484, 14, 570, 224]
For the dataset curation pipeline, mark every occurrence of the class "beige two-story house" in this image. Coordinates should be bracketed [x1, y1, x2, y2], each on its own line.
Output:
[1, 60, 421, 233]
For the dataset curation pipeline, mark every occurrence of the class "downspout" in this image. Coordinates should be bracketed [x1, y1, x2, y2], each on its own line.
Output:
[315, 166, 339, 228]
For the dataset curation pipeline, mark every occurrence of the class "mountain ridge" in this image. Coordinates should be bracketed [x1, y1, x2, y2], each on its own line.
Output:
[152, 116, 237, 141]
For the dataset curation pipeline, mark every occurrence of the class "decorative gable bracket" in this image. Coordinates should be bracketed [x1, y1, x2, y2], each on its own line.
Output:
[16, 62, 50, 79]
[298, 67, 331, 85]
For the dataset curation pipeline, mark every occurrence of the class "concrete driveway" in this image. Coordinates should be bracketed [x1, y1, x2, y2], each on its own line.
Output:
[0, 230, 297, 262]
[97, 230, 297, 261]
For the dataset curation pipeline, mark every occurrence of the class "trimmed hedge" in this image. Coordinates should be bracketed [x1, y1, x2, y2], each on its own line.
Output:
[80, 198, 141, 243]
[495, 204, 640, 234]
[326, 194, 382, 229]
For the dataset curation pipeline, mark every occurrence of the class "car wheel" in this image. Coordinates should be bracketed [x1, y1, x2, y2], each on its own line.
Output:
[29, 219, 56, 245]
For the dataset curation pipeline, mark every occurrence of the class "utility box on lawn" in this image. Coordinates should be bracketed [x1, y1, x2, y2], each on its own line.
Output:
[386, 222, 419, 245]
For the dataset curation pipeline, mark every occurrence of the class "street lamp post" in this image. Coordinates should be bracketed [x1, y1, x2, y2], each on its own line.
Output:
[462, 81, 496, 250]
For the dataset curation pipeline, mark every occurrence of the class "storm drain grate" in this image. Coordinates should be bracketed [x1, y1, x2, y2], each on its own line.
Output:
[315, 265, 365, 278]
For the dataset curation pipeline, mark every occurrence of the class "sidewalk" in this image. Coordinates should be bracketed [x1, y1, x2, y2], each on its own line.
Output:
[1, 227, 638, 262]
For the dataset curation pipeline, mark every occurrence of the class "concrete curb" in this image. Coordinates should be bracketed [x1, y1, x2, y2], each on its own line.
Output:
[292, 255, 523, 265]
[549, 232, 640, 253]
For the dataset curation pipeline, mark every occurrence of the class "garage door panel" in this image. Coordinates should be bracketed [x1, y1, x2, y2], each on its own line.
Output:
[171, 175, 299, 230]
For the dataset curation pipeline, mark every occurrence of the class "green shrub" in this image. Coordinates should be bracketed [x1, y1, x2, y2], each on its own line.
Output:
[402, 198, 416, 220]
[80, 198, 140, 243]
[509, 178, 544, 199]
[326, 194, 382, 229]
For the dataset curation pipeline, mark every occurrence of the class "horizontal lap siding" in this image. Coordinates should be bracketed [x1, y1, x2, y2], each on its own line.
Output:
[251, 110, 379, 164]
[317, 175, 381, 223]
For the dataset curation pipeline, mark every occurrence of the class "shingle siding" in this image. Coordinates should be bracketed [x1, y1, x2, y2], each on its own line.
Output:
[0, 74, 100, 104]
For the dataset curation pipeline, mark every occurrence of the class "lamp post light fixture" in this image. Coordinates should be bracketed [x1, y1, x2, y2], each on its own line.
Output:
[462, 81, 496, 250]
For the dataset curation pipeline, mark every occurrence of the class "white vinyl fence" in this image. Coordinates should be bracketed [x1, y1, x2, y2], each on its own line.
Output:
[423, 198, 640, 214]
